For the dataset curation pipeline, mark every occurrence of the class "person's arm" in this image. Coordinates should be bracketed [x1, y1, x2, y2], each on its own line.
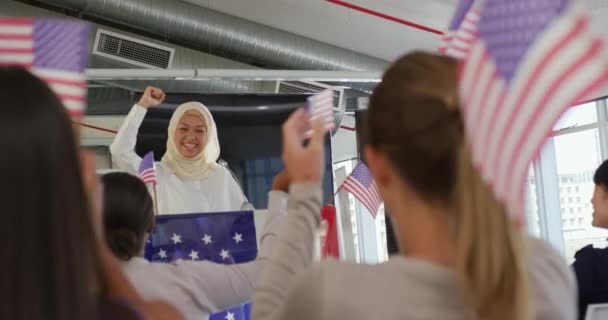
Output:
[110, 86, 165, 174]
[97, 241, 182, 319]
[175, 178, 289, 313]
[251, 183, 321, 320]
[252, 109, 327, 320]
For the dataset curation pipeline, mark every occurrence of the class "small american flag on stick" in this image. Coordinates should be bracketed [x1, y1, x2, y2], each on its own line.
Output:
[307, 89, 335, 132]
[438, 0, 479, 59]
[138, 151, 157, 185]
[341, 163, 382, 218]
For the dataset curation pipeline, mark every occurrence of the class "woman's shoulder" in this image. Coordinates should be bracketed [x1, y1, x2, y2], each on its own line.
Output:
[283, 259, 463, 320]
[572, 243, 608, 283]
[573, 244, 608, 263]
[154, 162, 168, 176]
[155, 162, 186, 180]
[158, 163, 228, 178]
[280, 260, 357, 319]
[207, 164, 237, 182]
[288, 259, 415, 305]
[212, 163, 230, 174]
[290, 260, 367, 294]
[123, 257, 179, 279]
[296, 257, 454, 291]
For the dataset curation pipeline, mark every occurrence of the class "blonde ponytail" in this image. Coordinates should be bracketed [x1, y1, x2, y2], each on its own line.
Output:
[453, 146, 531, 320]
[366, 51, 530, 319]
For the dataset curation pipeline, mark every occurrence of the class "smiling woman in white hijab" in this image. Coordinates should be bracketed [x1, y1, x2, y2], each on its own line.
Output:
[110, 86, 247, 214]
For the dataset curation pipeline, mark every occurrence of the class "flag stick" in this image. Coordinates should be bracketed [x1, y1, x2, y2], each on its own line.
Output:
[153, 183, 159, 215]
[325, 184, 344, 206]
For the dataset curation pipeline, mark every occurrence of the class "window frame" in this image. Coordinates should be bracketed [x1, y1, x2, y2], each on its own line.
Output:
[530, 98, 608, 258]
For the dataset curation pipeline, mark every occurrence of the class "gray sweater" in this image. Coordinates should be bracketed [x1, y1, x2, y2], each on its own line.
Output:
[252, 183, 577, 320]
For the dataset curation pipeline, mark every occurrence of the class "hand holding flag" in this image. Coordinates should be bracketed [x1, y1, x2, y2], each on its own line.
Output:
[282, 108, 327, 183]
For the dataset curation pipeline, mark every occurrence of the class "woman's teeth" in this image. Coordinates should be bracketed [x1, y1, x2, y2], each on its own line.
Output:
[184, 143, 197, 150]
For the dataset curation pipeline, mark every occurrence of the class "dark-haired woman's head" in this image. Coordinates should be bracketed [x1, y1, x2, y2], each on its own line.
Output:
[592, 159, 608, 228]
[363, 52, 531, 320]
[102, 172, 154, 260]
[0, 67, 101, 320]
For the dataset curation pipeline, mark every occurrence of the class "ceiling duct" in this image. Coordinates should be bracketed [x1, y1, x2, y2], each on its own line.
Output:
[276, 81, 343, 110]
[92, 29, 175, 69]
[32, 0, 387, 72]
[3, 1, 278, 94]
[276, 80, 345, 133]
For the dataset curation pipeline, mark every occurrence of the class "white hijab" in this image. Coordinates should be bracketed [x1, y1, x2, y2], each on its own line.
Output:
[161, 102, 220, 181]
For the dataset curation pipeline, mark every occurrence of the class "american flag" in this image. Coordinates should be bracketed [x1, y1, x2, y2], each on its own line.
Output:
[342, 163, 382, 218]
[307, 89, 335, 131]
[438, 0, 479, 59]
[138, 151, 157, 185]
[0, 18, 90, 117]
[210, 302, 251, 320]
[459, 0, 608, 221]
[144, 211, 257, 264]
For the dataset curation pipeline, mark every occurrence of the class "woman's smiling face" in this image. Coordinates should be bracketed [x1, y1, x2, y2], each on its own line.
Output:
[174, 113, 207, 158]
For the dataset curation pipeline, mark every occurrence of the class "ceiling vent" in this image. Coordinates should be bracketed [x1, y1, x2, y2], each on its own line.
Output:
[93, 29, 175, 69]
[276, 81, 344, 111]
[276, 81, 345, 133]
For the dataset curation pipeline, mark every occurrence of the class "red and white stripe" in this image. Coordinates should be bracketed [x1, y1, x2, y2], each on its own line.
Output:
[343, 178, 381, 218]
[0, 19, 33, 67]
[0, 19, 86, 117]
[32, 68, 86, 117]
[460, 6, 608, 220]
[139, 168, 157, 185]
[438, 8, 480, 59]
[309, 89, 335, 131]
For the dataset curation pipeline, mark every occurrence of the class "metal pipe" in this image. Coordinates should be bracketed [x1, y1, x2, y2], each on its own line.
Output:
[86, 69, 196, 79]
[195, 69, 381, 82]
[85, 68, 381, 82]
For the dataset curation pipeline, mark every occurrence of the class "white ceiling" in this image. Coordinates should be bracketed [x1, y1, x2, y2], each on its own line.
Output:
[183, 0, 458, 61]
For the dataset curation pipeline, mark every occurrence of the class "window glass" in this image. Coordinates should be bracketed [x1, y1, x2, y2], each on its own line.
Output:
[554, 128, 607, 262]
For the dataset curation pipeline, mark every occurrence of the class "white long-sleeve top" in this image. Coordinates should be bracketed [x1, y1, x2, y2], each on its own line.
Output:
[110, 105, 246, 214]
[252, 184, 577, 320]
[122, 191, 287, 320]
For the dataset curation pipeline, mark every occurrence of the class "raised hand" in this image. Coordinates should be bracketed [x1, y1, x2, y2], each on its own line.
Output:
[281, 109, 326, 183]
[137, 86, 166, 109]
